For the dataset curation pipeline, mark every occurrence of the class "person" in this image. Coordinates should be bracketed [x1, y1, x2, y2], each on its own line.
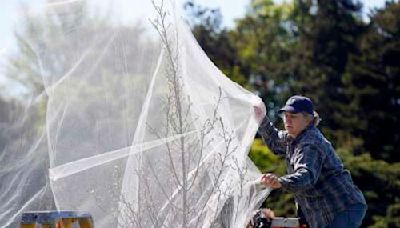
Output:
[247, 208, 275, 228]
[254, 95, 367, 228]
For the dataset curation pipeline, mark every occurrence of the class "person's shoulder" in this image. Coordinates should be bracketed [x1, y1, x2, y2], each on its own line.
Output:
[308, 127, 333, 147]
[297, 127, 325, 148]
[299, 128, 334, 158]
[302, 126, 321, 141]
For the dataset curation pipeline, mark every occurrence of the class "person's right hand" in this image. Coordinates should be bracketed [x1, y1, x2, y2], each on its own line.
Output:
[261, 208, 275, 219]
[253, 102, 266, 124]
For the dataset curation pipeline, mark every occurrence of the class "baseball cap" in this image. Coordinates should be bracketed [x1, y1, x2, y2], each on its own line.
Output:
[278, 95, 314, 115]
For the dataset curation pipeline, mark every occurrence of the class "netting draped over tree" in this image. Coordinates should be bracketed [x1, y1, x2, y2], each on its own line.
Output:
[0, 0, 269, 227]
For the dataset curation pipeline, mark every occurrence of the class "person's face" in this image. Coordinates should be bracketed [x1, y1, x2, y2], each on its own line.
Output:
[282, 112, 311, 138]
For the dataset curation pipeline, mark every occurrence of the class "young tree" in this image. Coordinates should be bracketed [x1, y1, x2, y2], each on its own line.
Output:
[112, 2, 269, 227]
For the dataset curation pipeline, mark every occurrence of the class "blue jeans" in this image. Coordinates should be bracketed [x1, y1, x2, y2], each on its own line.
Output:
[326, 203, 367, 228]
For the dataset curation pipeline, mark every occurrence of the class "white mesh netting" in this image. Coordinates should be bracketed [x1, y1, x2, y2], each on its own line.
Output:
[0, 0, 269, 227]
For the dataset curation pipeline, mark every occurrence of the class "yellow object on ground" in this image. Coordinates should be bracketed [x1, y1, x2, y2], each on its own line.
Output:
[20, 211, 93, 228]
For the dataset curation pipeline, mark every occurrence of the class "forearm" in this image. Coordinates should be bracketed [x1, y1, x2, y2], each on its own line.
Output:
[278, 168, 315, 193]
[258, 117, 286, 155]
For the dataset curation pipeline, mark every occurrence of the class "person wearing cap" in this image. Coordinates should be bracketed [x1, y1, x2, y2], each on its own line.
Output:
[254, 95, 367, 228]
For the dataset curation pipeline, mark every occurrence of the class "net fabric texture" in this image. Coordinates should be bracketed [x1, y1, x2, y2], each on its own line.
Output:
[0, 0, 270, 227]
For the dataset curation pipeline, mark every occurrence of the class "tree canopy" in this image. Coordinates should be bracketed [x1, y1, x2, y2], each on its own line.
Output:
[1, 0, 399, 227]
[186, 0, 400, 227]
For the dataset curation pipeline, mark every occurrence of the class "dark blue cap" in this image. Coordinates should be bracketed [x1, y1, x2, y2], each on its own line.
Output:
[278, 95, 314, 115]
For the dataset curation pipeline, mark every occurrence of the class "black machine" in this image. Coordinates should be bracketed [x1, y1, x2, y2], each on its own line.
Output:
[251, 210, 272, 228]
[250, 209, 307, 228]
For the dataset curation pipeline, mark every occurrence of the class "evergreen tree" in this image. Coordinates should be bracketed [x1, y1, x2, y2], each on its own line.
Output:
[184, 1, 248, 87]
[186, 1, 400, 226]
[343, 1, 400, 161]
[230, 0, 299, 116]
[292, 0, 365, 144]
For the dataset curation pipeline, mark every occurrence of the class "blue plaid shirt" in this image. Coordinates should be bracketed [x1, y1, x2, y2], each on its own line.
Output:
[258, 118, 366, 228]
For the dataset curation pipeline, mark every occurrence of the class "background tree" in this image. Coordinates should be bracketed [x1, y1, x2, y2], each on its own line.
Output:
[184, 0, 248, 87]
[292, 0, 365, 145]
[186, 0, 400, 227]
[341, 3, 400, 226]
[231, 0, 299, 116]
[343, 1, 400, 162]
[1, 1, 161, 226]
[2, 0, 400, 226]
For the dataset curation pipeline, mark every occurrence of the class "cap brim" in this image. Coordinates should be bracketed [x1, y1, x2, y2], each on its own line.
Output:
[278, 105, 299, 114]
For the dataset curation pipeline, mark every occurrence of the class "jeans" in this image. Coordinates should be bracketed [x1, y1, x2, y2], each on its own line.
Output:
[326, 203, 367, 228]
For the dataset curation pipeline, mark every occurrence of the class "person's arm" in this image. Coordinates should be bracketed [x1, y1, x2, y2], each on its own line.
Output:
[258, 117, 287, 155]
[278, 143, 325, 192]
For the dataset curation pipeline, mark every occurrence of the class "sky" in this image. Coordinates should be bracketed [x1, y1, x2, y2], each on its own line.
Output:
[0, 0, 390, 45]
[0, 0, 392, 92]
[0, 0, 390, 53]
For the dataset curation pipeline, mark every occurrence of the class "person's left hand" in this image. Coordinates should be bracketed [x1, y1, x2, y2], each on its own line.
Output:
[260, 173, 282, 189]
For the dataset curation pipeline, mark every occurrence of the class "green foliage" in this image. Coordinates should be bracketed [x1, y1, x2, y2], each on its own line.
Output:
[249, 138, 278, 173]
[262, 190, 297, 218]
[343, 1, 400, 161]
[184, 1, 249, 88]
[187, 0, 400, 226]
[293, 0, 365, 144]
[387, 203, 400, 228]
[337, 148, 400, 227]
[249, 139, 296, 217]
[7, 0, 399, 226]
[230, 0, 299, 112]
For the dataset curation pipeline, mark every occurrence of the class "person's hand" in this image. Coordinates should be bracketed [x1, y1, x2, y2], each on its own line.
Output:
[247, 208, 275, 228]
[261, 208, 275, 219]
[253, 102, 266, 124]
[260, 173, 282, 189]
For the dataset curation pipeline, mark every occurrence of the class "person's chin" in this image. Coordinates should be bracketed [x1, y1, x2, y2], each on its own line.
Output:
[286, 128, 296, 136]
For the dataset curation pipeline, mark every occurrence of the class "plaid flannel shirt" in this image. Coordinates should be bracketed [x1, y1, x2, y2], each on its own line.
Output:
[258, 117, 366, 228]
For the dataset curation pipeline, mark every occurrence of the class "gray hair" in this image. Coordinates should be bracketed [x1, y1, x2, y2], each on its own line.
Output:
[302, 111, 321, 127]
